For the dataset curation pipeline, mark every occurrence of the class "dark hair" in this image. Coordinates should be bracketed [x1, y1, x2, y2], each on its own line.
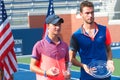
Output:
[80, 1, 94, 12]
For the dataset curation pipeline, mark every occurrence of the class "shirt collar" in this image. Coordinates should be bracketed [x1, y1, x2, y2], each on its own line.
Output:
[46, 35, 52, 43]
[81, 22, 98, 35]
[46, 35, 61, 44]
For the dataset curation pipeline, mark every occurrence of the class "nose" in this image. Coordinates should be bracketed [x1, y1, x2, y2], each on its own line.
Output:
[89, 13, 93, 17]
[56, 25, 61, 28]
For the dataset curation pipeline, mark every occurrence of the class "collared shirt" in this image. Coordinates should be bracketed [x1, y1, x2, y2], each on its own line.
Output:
[69, 23, 111, 80]
[46, 35, 61, 45]
[32, 36, 69, 80]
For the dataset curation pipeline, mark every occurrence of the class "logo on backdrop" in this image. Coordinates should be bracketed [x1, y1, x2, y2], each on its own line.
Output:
[14, 39, 23, 55]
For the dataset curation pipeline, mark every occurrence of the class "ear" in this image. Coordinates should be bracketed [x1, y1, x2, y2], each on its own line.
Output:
[47, 24, 49, 28]
[80, 12, 82, 17]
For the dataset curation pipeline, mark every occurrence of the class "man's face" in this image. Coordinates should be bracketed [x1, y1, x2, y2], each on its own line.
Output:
[80, 7, 94, 24]
[48, 23, 61, 35]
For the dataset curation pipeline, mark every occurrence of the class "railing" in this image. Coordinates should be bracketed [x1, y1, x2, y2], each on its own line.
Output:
[108, 11, 120, 25]
[108, 11, 120, 20]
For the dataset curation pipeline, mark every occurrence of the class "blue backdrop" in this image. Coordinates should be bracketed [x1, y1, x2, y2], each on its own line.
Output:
[12, 28, 43, 55]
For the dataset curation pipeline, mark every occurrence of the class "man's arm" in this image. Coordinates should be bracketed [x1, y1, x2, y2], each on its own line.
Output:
[30, 58, 59, 77]
[69, 50, 83, 68]
[106, 45, 112, 60]
[69, 50, 91, 74]
[30, 58, 45, 75]
[106, 45, 114, 72]
[69, 34, 84, 68]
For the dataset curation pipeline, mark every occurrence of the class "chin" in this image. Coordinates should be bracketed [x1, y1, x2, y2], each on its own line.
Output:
[86, 22, 92, 24]
[54, 33, 59, 35]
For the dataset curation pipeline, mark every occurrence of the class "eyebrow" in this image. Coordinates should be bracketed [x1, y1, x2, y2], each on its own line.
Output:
[85, 11, 94, 14]
[54, 23, 61, 26]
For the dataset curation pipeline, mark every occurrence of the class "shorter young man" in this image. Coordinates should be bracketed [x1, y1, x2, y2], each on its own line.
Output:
[30, 14, 70, 80]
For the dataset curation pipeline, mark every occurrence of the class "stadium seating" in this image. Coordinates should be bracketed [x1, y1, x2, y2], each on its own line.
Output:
[3, 0, 109, 28]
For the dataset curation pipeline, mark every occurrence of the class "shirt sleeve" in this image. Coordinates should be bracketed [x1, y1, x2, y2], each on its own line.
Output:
[32, 41, 41, 60]
[105, 27, 111, 45]
[69, 34, 79, 52]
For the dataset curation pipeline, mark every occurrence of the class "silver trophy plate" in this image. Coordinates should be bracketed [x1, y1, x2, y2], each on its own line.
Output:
[88, 60, 112, 78]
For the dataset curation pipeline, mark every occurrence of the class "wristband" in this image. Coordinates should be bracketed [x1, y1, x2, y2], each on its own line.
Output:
[44, 70, 46, 77]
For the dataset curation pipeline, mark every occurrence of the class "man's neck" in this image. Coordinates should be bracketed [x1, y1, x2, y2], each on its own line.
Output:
[83, 22, 95, 30]
[83, 22, 97, 38]
[48, 34, 59, 43]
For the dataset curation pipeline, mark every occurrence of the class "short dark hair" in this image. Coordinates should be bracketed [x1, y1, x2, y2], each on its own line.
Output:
[80, 1, 94, 12]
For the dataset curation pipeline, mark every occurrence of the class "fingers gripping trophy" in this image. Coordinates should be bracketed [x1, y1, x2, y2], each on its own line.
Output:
[63, 62, 72, 80]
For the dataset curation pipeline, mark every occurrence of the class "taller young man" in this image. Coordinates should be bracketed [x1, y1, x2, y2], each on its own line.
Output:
[69, 1, 114, 80]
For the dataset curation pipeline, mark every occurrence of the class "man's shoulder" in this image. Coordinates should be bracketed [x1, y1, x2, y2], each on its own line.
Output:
[34, 39, 46, 46]
[96, 23, 107, 33]
[97, 23, 106, 28]
[73, 27, 82, 35]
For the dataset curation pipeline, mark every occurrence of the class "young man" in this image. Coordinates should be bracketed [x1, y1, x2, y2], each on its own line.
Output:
[69, 1, 114, 80]
[30, 14, 70, 80]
